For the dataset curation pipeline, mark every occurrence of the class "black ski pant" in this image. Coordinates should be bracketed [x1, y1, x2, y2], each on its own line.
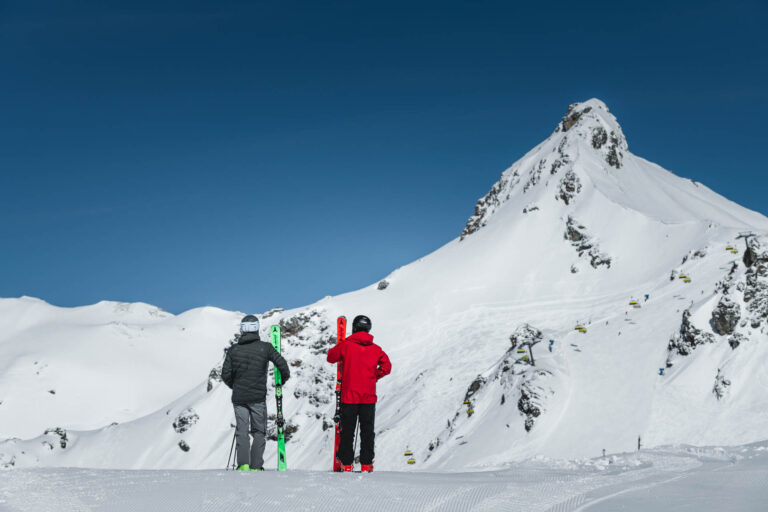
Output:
[337, 402, 375, 466]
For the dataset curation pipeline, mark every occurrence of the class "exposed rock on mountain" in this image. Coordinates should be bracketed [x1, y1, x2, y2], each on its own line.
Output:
[668, 309, 715, 359]
[461, 176, 509, 240]
[557, 170, 582, 205]
[729, 333, 747, 349]
[518, 384, 543, 432]
[711, 297, 741, 335]
[173, 409, 199, 434]
[743, 237, 768, 329]
[522, 204, 539, 214]
[564, 217, 611, 269]
[43, 428, 68, 449]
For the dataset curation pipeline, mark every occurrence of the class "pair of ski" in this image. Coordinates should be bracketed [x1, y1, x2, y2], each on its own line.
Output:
[270, 325, 287, 472]
[333, 316, 346, 472]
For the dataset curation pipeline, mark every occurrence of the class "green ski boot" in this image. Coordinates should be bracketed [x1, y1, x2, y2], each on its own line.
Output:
[251, 467, 265, 472]
[236, 464, 250, 471]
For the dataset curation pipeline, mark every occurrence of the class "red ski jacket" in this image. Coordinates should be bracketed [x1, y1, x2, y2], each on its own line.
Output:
[327, 331, 391, 404]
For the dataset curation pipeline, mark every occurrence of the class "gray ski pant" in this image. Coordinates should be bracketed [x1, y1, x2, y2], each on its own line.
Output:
[233, 401, 267, 469]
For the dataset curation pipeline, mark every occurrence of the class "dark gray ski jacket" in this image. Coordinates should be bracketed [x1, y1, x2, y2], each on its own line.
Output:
[222, 332, 291, 404]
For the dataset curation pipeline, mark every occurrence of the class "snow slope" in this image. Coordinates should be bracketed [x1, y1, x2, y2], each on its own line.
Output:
[0, 297, 239, 439]
[1, 99, 767, 473]
[1, 442, 767, 512]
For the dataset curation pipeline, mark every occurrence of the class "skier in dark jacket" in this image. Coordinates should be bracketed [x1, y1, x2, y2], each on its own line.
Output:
[327, 315, 391, 472]
[222, 315, 290, 471]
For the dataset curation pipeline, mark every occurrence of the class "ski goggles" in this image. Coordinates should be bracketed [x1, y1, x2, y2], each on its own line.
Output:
[240, 320, 260, 333]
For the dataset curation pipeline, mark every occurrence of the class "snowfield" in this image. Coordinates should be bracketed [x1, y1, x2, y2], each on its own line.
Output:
[2, 99, 768, 509]
[1, 443, 767, 511]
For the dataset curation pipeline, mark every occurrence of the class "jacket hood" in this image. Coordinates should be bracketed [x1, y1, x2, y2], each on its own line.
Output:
[239, 331, 260, 344]
[347, 331, 374, 346]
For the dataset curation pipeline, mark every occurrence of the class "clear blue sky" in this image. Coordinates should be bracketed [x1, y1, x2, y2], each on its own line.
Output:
[1, 0, 766, 314]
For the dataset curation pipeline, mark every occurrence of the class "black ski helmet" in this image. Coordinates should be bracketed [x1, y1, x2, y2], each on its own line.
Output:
[352, 315, 372, 333]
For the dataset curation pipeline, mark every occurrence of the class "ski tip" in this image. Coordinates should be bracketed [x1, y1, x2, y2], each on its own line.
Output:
[270, 324, 280, 335]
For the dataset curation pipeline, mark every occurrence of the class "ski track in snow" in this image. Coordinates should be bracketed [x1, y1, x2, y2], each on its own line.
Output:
[1, 447, 766, 512]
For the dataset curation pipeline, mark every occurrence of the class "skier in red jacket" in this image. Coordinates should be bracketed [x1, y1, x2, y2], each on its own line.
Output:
[327, 314, 391, 472]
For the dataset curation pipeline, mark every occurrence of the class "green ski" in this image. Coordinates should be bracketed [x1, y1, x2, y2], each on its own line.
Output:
[270, 324, 287, 471]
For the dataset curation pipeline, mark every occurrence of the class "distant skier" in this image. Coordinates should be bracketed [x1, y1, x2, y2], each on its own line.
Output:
[222, 315, 291, 471]
[327, 315, 391, 472]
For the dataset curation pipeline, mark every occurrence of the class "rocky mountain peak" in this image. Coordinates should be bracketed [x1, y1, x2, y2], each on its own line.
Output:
[460, 99, 630, 240]
[556, 99, 628, 168]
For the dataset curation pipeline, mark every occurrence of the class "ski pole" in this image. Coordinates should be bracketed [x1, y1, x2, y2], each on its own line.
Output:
[226, 429, 236, 470]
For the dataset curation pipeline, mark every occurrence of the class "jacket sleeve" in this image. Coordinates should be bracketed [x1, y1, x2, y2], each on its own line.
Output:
[221, 348, 234, 388]
[270, 346, 291, 384]
[376, 349, 392, 380]
[327, 341, 343, 364]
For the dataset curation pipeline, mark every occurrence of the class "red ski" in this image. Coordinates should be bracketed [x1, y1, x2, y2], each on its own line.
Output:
[332, 316, 347, 471]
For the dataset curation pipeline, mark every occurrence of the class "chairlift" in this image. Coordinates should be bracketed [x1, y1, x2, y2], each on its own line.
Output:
[731, 249, 739, 254]
[678, 274, 688, 279]
[516, 349, 527, 353]
[407, 458, 416, 464]
[467, 408, 475, 414]
[683, 278, 692, 283]
[521, 356, 530, 362]
[404, 451, 413, 456]
[725, 245, 734, 251]
[463, 400, 471, 405]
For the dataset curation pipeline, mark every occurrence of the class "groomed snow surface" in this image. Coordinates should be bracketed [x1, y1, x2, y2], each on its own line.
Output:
[2, 443, 767, 511]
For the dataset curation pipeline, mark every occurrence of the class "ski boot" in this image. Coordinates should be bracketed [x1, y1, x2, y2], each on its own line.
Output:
[250, 467, 264, 472]
[236, 464, 250, 471]
[361, 464, 373, 473]
[343, 464, 354, 472]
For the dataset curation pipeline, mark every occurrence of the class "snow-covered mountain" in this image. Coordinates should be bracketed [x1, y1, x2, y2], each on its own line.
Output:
[2, 99, 767, 472]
